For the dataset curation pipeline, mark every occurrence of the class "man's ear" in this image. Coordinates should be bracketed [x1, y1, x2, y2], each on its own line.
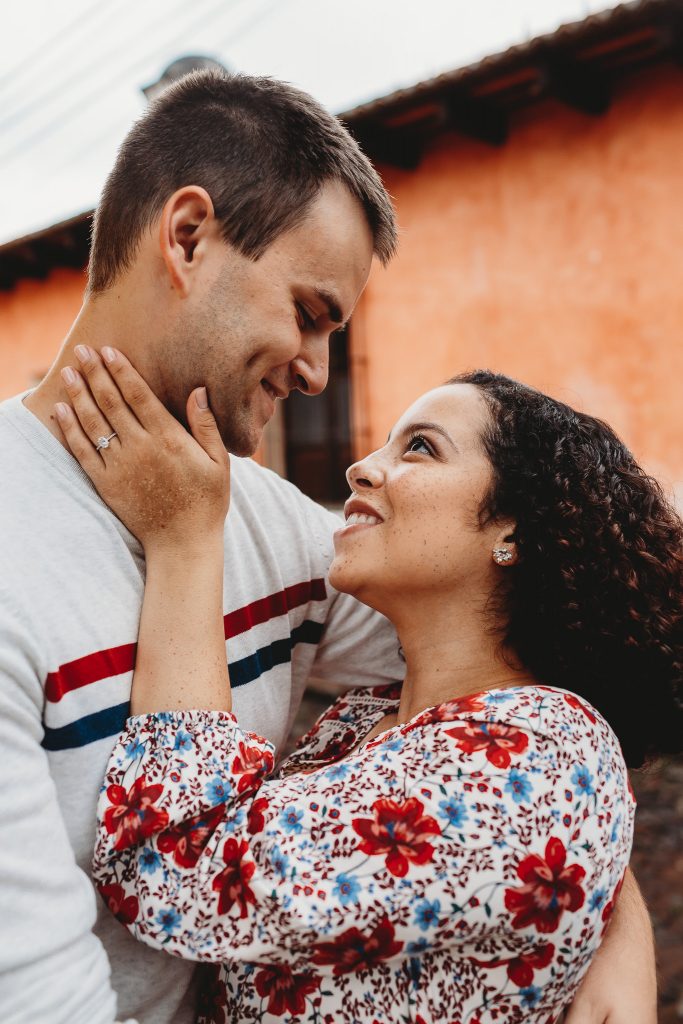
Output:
[158, 186, 216, 297]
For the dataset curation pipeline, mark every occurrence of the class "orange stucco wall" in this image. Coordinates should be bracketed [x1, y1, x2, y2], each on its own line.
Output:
[2, 64, 682, 503]
[0, 268, 86, 397]
[351, 64, 683, 503]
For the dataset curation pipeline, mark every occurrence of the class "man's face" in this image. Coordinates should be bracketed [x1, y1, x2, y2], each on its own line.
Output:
[162, 181, 375, 455]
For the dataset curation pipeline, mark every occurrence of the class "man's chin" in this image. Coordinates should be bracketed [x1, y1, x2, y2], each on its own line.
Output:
[216, 417, 262, 459]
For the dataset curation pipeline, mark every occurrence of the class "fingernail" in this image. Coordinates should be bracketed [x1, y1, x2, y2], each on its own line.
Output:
[55, 403, 70, 422]
[196, 387, 208, 410]
[61, 367, 77, 386]
[74, 344, 90, 364]
[102, 346, 116, 364]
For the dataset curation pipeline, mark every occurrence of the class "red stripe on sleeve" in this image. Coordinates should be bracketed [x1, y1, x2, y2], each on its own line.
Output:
[45, 578, 327, 703]
[45, 643, 137, 703]
[223, 578, 327, 639]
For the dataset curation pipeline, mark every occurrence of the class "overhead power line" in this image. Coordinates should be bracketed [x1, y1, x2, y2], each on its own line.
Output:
[55, 0, 287, 172]
[0, 0, 118, 93]
[0, 0, 285, 168]
[0, 0, 212, 135]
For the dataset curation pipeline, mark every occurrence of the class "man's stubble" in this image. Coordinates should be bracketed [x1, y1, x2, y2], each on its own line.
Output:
[156, 272, 260, 458]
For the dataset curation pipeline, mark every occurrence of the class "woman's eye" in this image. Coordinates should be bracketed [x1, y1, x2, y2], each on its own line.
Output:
[406, 434, 432, 455]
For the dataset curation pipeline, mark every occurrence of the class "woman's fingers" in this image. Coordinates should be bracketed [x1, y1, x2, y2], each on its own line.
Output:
[54, 401, 105, 480]
[60, 366, 121, 456]
[185, 388, 229, 467]
[72, 346, 140, 438]
[97, 347, 171, 433]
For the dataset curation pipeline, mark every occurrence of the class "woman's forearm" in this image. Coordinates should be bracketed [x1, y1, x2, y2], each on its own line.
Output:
[131, 535, 230, 716]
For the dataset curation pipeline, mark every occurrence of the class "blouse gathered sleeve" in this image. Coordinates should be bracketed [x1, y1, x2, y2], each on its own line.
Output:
[92, 690, 634, 984]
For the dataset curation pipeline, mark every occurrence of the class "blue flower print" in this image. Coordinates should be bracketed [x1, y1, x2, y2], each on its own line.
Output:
[414, 898, 441, 932]
[610, 811, 622, 843]
[173, 730, 193, 752]
[571, 764, 595, 797]
[505, 769, 533, 804]
[520, 986, 541, 1008]
[333, 872, 361, 906]
[438, 796, 468, 828]
[589, 888, 607, 912]
[280, 805, 304, 834]
[139, 848, 162, 875]
[269, 844, 290, 879]
[326, 762, 350, 781]
[222, 807, 245, 833]
[379, 736, 404, 762]
[124, 738, 146, 759]
[407, 938, 429, 955]
[205, 775, 232, 804]
[484, 691, 516, 705]
[156, 907, 181, 935]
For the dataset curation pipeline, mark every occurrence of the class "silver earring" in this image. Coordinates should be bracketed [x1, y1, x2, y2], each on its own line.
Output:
[493, 548, 513, 565]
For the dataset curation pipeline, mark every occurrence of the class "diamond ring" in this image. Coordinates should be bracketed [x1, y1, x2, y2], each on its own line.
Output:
[95, 432, 118, 452]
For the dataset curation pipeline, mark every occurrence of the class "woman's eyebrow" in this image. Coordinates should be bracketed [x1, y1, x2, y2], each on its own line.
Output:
[388, 421, 458, 449]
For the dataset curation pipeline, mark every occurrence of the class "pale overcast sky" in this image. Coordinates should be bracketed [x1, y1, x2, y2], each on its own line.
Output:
[0, 0, 619, 245]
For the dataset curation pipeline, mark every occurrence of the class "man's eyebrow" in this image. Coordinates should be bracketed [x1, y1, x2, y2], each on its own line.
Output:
[388, 421, 458, 449]
[314, 288, 344, 326]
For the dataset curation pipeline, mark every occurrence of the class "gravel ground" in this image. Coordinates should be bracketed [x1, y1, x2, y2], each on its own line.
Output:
[286, 691, 683, 1020]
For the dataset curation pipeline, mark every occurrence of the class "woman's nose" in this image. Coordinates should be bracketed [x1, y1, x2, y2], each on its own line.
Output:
[346, 454, 383, 491]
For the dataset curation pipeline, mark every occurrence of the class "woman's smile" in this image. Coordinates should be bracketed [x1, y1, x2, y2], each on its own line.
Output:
[334, 498, 385, 544]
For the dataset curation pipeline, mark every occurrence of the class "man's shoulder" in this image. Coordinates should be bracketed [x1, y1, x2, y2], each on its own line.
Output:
[0, 404, 45, 513]
[230, 456, 339, 530]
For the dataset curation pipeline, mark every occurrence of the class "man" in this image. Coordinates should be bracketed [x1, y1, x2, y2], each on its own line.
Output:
[0, 71, 654, 1023]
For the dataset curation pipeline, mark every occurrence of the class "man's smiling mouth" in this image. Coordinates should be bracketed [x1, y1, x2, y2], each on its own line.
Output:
[261, 378, 287, 402]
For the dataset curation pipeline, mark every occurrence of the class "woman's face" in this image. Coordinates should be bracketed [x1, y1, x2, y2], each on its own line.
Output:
[329, 383, 509, 613]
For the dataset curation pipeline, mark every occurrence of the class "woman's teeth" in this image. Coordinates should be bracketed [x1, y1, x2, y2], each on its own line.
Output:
[345, 512, 381, 527]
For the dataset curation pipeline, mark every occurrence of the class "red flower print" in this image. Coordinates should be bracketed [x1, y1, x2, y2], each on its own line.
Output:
[157, 803, 225, 868]
[254, 963, 321, 1015]
[448, 693, 488, 716]
[352, 796, 441, 877]
[247, 796, 270, 835]
[445, 722, 529, 769]
[232, 741, 274, 793]
[212, 837, 256, 918]
[312, 917, 403, 975]
[318, 727, 358, 764]
[98, 882, 139, 926]
[563, 693, 597, 724]
[601, 871, 625, 926]
[504, 837, 586, 933]
[196, 965, 228, 1024]
[418, 693, 488, 730]
[472, 942, 554, 987]
[371, 681, 403, 702]
[102, 775, 169, 851]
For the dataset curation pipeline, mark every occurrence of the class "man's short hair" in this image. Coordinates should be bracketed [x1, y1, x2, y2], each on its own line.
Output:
[88, 71, 397, 291]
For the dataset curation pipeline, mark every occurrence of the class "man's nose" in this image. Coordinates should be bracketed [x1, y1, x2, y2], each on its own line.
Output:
[290, 335, 330, 396]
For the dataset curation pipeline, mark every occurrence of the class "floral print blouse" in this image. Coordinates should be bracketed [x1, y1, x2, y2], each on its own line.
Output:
[92, 684, 634, 1024]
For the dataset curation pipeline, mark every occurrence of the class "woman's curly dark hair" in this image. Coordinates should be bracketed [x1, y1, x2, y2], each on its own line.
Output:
[450, 370, 683, 768]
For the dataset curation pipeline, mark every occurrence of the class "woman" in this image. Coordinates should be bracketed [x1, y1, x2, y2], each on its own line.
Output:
[55, 357, 682, 1023]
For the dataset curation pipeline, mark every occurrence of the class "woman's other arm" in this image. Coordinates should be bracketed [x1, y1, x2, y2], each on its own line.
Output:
[565, 867, 656, 1024]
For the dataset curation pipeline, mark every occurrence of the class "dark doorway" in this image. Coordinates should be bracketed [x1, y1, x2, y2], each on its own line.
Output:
[284, 327, 352, 505]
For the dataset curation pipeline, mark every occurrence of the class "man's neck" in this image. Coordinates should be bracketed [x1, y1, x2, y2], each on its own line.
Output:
[23, 293, 151, 449]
